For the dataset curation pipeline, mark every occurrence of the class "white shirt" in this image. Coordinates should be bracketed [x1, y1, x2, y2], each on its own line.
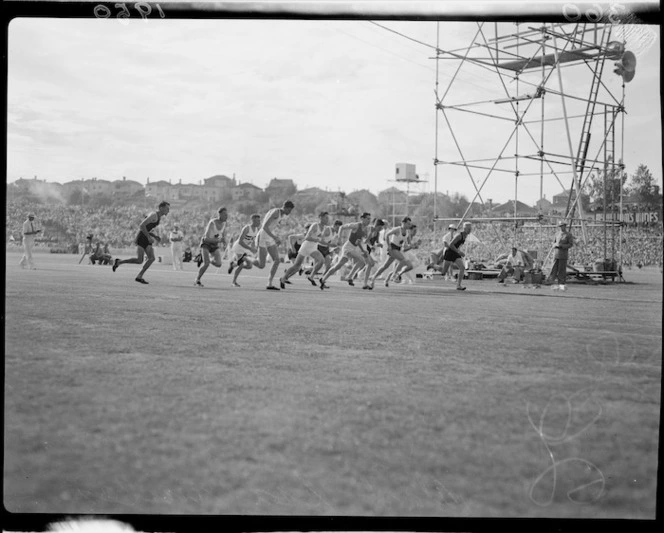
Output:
[261, 208, 284, 236]
[506, 251, 523, 267]
[22, 219, 37, 241]
[169, 229, 184, 244]
[23, 219, 36, 235]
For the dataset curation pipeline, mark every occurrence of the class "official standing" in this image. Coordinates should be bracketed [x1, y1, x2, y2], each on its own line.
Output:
[548, 220, 574, 291]
[19, 212, 40, 270]
[169, 224, 185, 270]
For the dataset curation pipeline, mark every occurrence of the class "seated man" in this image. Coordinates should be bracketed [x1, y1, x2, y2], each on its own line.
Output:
[497, 247, 534, 284]
[90, 241, 112, 265]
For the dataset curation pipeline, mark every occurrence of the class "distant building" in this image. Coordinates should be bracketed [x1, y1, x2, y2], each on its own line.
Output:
[490, 199, 538, 216]
[552, 189, 589, 209]
[467, 201, 484, 216]
[204, 175, 236, 189]
[534, 195, 553, 212]
[173, 180, 204, 201]
[232, 182, 264, 201]
[112, 177, 144, 198]
[61, 180, 86, 196]
[294, 186, 330, 203]
[145, 180, 172, 201]
[84, 178, 113, 196]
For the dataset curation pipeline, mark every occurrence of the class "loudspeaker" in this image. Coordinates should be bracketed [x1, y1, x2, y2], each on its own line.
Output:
[613, 51, 636, 83]
[606, 41, 625, 60]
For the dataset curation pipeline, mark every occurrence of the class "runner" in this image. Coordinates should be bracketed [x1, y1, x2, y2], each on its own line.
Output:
[318, 212, 373, 290]
[439, 221, 472, 290]
[193, 206, 228, 287]
[346, 217, 385, 288]
[256, 200, 295, 290]
[368, 216, 413, 288]
[112, 201, 170, 284]
[279, 211, 330, 288]
[428, 224, 456, 275]
[387, 223, 421, 285]
[228, 213, 261, 287]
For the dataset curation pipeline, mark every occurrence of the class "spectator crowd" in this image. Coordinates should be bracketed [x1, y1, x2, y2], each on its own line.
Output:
[6, 200, 663, 270]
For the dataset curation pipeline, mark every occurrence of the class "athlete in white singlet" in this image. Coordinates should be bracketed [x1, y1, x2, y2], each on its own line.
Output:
[256, 200, 295, 290]
[194, 206, 228, 287]
[228, 213, 261, 287]
[279, 211, 330, 288]
[369, 216, 413, 288]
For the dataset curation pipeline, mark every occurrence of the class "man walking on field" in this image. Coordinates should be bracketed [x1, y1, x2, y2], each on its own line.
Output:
[112, 201, 170, 284]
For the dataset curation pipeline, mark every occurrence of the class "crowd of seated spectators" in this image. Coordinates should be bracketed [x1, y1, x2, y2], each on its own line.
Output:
[6, 201, 663, 270]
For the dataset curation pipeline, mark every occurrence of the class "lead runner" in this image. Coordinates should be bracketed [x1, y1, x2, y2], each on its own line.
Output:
[112, 201, 170, 284]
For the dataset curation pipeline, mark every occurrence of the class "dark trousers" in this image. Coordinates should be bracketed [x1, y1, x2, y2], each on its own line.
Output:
[548, 258, 568, 285]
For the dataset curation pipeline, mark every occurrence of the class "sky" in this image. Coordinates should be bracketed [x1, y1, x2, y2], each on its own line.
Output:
[6, 3, 662, 206]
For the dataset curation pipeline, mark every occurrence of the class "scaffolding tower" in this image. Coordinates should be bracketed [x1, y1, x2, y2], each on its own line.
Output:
[432, 22, 635, 274]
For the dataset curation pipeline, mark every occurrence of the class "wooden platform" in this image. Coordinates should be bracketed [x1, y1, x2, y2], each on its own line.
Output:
[466, 269, 501, 280]
[568, 268, 625, 283]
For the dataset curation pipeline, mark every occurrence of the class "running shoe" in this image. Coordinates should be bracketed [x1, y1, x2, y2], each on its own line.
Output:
[135, 278, 148, 284]
[194, 279, 203, 287]
[231, 281, 241, 287]
[307, 276, 317, 286]
[279, 277, 286, 289]
[362, 285, 373, 290]
[319, 278, 329, 290]
[266, 285, 280, 291]
[456, 286, 466, 291]
[227, 260, 236, 274]
[112, 258, 119, 272]
[348, 279, 354, 286]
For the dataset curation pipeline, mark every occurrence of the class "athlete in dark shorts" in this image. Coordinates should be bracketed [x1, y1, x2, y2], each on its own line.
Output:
[319, 212, 373, 289]
[305, 219, 342, 276]
[439, 221, 472, 290]
[112, 201, 170, 284]
[346, 218, 385, 286]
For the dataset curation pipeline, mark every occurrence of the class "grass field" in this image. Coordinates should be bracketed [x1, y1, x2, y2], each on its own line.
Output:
[3, 251, 662, 519]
